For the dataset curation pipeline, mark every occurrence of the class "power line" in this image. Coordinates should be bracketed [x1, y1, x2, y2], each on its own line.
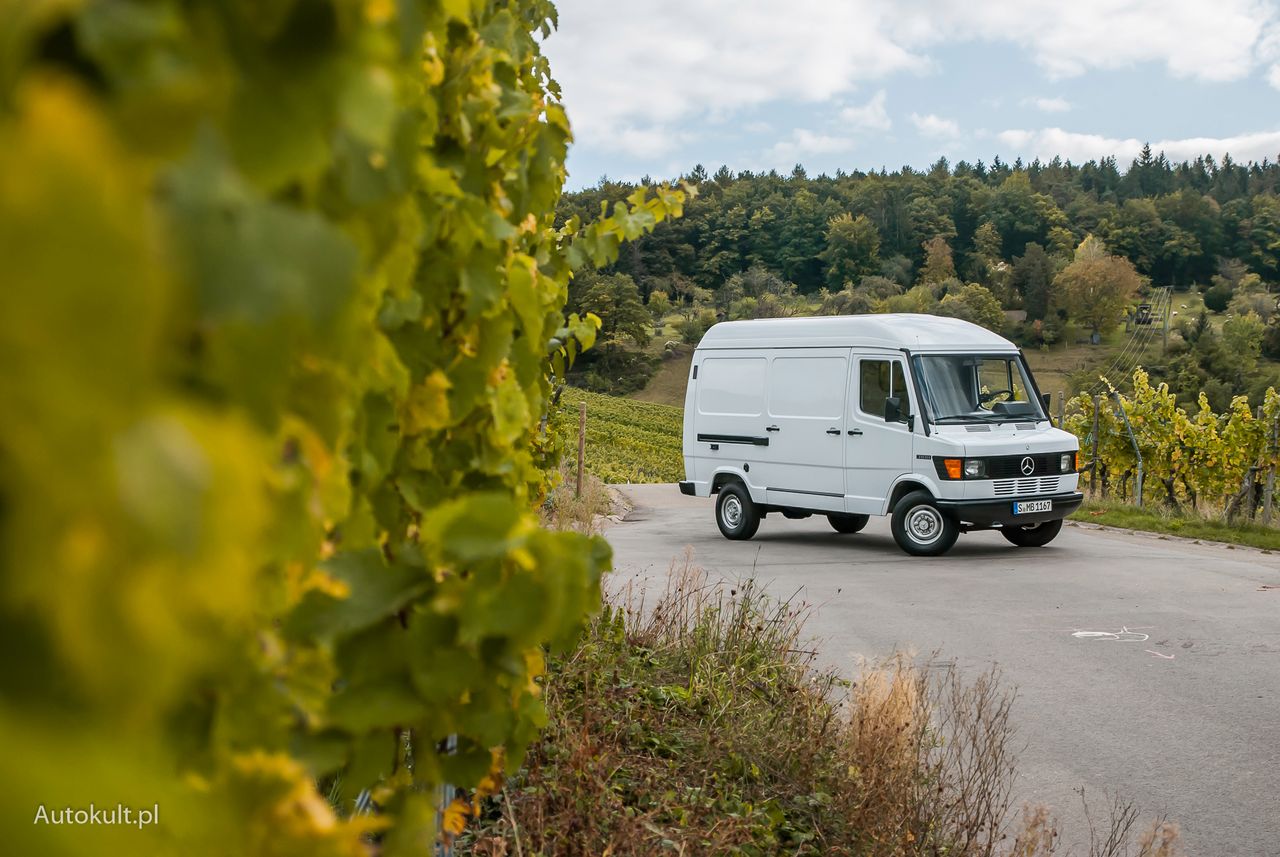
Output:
[1085, 288, 1169, 396]
[1099, 298, 1165, 393]
[1107, 289, 1169, 384]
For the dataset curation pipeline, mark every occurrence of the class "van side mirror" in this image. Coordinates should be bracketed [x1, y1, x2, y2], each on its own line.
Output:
[1040, 392, 1051, 417]
[883, 396, 901, 423]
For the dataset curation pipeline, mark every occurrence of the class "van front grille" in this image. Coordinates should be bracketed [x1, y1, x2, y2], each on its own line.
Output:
[992, 477, 1060, 496]
[987, 453, 1062, 478]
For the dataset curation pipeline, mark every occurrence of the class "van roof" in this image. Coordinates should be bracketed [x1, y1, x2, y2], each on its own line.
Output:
[696, 313, 1017, 352]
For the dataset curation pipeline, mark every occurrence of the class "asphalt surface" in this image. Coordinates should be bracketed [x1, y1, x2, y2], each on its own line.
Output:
[605, 484, 1280, 857]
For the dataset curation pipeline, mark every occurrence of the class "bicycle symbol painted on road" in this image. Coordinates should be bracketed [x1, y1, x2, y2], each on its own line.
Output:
[1070, 626, 1150, 642]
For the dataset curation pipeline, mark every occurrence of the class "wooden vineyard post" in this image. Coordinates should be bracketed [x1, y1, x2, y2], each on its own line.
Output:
[1111, 391, 1142, 507]
[1057, 391, 1065, 427]
[576, 400, 586, 498]
[1090, 395, 1101, 497]
[1266, 414, 1278, 526]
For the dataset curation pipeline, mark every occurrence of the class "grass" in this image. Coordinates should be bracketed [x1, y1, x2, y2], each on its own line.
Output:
[460, 556, 1182, 857]
[1074, 500, 1280, 551]
[630, 350, 692, 407]
[541, 465, 616, 533]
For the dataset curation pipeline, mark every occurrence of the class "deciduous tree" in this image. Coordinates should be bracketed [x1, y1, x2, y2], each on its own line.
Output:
[820, 213, 881, 288]
[1055, 236, 1144, 337]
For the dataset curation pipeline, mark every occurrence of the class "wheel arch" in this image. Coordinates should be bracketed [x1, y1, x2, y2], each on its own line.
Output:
[885, 477, 937, 514]
[711, 468, 764, 503]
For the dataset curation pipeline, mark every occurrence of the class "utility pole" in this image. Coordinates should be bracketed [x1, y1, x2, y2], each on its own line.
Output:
[1162, 287, 1170, 355]
[576, 401, 586, 498]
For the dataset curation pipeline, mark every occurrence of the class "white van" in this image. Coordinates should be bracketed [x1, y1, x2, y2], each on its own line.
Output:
[679, 314, 1081, 556]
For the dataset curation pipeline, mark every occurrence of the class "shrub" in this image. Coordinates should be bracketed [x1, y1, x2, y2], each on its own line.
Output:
[1203, 282, 1232, 312]
[677, 308, 719, 344]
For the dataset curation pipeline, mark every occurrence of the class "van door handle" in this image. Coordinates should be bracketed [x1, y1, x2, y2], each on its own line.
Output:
[847, 429, 863, 436]
[765, 425, 780, 432]
[826, 428, 840, 435]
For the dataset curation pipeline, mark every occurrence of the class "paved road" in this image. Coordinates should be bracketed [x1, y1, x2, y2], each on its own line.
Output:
[606, 484, 1280, 857]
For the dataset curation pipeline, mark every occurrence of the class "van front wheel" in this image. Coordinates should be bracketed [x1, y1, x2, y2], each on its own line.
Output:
[715, 483, 760, 540]
[1001, 518, 1063, 547]
[828, 513, 870, 534]
[890, 491, 958, 556]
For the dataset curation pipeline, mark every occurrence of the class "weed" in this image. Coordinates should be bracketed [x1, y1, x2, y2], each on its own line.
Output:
[460, 555, 1182, 856]
[540, 465, 616, 533]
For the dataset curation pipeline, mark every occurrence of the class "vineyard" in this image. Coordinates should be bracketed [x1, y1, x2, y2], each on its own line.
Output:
[553, 388, 685, 483]
[1066, 370, 1280, 519]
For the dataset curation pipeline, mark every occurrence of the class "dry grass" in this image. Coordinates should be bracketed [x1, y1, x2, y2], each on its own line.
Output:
[540, 465, 615, 533]
[629, 349, 693, 406]
[461, 554, 1184, 857]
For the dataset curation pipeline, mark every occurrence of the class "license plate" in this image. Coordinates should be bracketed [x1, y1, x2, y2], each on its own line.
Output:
[1014, 500, 1052, 515]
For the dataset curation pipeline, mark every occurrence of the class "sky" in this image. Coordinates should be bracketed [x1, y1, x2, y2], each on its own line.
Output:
[542, 0, 1280, 189]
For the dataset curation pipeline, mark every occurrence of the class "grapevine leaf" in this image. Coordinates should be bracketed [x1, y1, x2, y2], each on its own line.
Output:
[287, 549, 428, 641]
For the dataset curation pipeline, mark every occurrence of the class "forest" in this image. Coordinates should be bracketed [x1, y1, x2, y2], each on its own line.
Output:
[559, 148, 1280, 406]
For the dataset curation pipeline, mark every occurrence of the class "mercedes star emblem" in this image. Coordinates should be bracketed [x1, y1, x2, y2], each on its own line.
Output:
[1020, 456, 1035, 476]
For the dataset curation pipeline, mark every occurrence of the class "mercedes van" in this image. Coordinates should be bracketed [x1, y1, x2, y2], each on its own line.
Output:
[678, 314, 1082, 556]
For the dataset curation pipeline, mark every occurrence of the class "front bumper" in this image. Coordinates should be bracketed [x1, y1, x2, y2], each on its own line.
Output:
[937, 492, 1082, 527]
[678, 481, 696, 496]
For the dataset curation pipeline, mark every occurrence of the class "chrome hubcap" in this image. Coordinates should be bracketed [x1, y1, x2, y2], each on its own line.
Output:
[907, 506, 944, 545]
[722, 495, 743, 528]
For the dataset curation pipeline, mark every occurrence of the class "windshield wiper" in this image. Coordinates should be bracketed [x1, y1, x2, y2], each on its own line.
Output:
[932, 414, 998, 424]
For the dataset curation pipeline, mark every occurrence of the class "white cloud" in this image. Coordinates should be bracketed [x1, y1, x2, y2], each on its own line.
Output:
[839, 90, 892, 131]
[609, 126, 692, 159]
[767, 129, 857, 164]
[546, 0, 1280, 169]
[996, 126, 1280, 163]
[891, 0, 1276, 82]
[910, 112, 960, 139]
[1027, 96, 1072, 113]
[546, 1, 925, 157]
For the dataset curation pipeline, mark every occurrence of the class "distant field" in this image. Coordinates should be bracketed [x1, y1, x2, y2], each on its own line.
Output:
[631, 351, 692, 407]
[553, 387, 683, 484]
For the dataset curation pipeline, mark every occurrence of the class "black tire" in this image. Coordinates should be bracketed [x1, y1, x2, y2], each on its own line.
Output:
[715, 482, 760, 540]
[827, 513, 870, 534]
[890, 491, 958, 556]
[1001, 518, 1063, 547]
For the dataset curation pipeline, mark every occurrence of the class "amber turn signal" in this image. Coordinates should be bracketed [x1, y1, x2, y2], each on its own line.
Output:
[943, 458, 963, 480]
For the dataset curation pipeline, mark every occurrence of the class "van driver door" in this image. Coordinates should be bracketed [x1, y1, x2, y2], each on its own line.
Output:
[844, 354, 915, 515]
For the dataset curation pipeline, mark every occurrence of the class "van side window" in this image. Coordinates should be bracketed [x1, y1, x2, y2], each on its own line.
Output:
[769, 356, 846, 419]
[698, 357, 766, 416]
[858, 360, 911, 418]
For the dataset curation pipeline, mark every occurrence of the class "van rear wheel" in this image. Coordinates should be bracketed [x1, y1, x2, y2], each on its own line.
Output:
[890, 491, 958, 556]
[1001, 518, 1063, 547]
[828, 513, 869, 534]
[715, 482, 760, 540]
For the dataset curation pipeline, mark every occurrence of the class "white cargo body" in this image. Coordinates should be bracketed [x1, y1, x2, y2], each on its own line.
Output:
[679, 314, 1082, 555]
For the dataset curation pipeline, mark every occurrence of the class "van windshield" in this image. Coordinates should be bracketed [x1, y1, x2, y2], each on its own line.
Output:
[912, 354, 1047, 424]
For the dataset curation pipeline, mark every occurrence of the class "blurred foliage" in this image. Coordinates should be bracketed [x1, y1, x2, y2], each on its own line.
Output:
[0, 0, 686, 853]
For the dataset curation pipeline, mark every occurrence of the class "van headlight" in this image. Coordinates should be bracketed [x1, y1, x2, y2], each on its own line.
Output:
[938, 457, 987, 480]
[1060, 454, 1073, 473]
